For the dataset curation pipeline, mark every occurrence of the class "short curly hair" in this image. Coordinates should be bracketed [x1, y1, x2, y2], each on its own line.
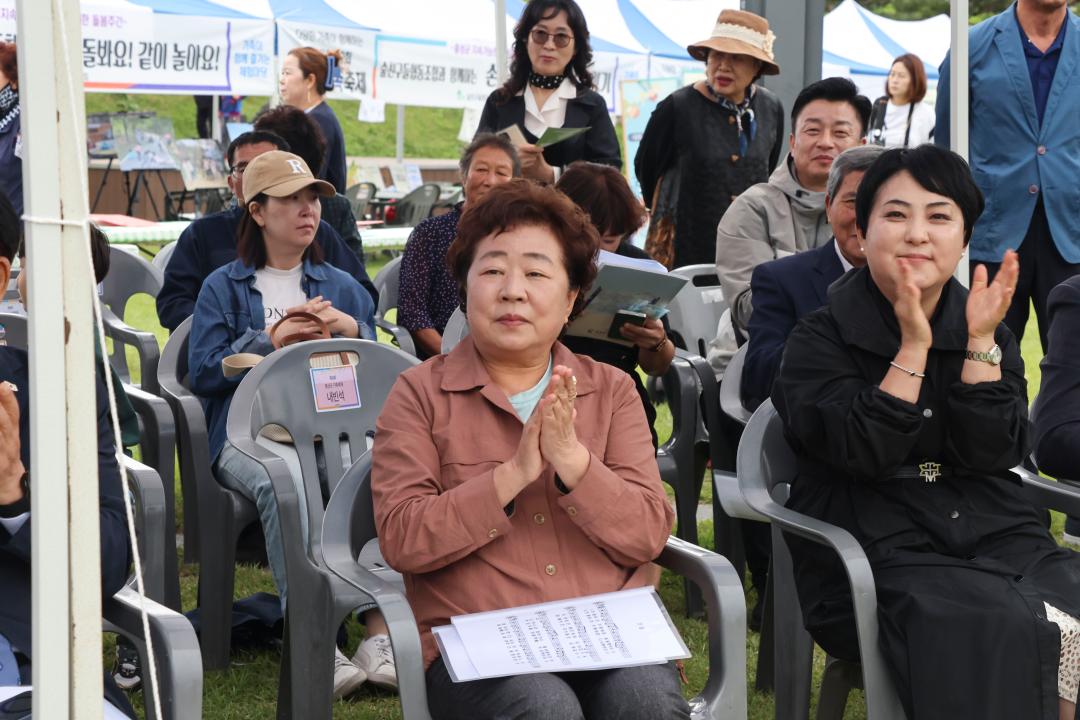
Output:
[447, 179, 598, 319]
[253, 105, 326, 180]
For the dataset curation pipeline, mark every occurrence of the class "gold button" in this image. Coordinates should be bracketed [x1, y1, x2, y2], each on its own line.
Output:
[545, 564, 557, 576]
[488, 528, 498, 538]
[533, 513, 545, 525]
[567, 506, 577, 517]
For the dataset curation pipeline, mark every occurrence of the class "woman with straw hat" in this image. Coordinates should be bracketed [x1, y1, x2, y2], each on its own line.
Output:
[636, 9, 785, 269]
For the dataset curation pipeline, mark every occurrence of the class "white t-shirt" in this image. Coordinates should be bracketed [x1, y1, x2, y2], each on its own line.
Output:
[254, 264, 307, 325]
[881, 101, 936, 148]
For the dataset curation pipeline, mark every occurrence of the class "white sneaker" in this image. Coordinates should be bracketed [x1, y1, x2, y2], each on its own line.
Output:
[352, 634, 397, 691]
[333, 647, 367, 699]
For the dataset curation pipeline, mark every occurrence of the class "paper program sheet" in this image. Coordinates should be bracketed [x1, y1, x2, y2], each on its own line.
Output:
[432, 587, 689, 682]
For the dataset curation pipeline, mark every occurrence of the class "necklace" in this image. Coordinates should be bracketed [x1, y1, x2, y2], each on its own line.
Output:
[529, 73, 564, 90]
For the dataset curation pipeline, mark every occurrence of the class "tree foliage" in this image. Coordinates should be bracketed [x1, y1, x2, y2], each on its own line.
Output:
[825, 0, 1080, 24]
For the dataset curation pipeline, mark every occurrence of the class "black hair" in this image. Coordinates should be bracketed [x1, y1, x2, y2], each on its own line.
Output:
[0, 191, 18, 262]
[89, 224, 110, 284]
[854, 145, 984, 244]
[790, 77, 872, 137]
[237, 192, 325, 269]
[226, 130, 290, 168]
[495, 0, 594, 102]
[252, 106, 326, 179]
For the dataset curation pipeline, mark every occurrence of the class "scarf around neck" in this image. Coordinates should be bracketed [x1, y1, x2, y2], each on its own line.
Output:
[0, 84, 19, 134]
[706, 83, 756, 157]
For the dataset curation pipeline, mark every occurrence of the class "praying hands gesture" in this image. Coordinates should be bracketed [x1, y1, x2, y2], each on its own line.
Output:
[494, 365, 590, 506]
[288, 296, 360, 339]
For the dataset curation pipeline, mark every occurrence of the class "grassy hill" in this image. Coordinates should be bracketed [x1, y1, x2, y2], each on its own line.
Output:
[84, 94, 467, 159]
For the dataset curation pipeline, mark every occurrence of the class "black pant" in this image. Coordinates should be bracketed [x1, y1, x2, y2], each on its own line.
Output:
[194, 95, 213, 140]
[978, 198, 1080, 353]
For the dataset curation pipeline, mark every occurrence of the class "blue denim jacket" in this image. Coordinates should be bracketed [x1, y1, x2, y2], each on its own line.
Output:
[188, 256, 376, 460]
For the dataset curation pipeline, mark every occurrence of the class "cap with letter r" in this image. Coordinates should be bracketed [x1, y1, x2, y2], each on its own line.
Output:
[242, 150, 336, 200]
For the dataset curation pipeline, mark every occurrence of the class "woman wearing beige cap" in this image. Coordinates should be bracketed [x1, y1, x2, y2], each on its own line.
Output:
[636, 9, 785, 268]
[187, 151, 388, 699]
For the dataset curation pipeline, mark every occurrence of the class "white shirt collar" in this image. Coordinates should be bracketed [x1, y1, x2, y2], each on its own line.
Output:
[518, 78, 577, 138]
[833, 238, 855, 273]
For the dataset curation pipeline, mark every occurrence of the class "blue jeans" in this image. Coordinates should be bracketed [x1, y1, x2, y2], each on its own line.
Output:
[214, 442, 310, 609]
[425, 656, 690, 720]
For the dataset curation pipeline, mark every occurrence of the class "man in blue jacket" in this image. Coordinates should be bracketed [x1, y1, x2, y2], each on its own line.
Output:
[936, 0, 1080, 350]
[155, 130, 377, 332]
[741, 145, 884, 412]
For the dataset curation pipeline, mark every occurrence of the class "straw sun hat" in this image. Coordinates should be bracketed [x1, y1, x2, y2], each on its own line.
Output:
[687, 9, 780, 76]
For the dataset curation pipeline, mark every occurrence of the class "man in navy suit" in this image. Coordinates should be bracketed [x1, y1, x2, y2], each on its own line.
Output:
[742, 145, 885, 411]
[936, 0, 1080, 350]
[0, 193, 134, 715]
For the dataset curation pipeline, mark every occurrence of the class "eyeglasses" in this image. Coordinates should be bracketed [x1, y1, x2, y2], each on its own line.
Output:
[229, 162, 250, 179]
[529, 28, 574, 49]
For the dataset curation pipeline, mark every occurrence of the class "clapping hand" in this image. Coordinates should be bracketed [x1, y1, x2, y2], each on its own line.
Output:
[893, 259, 933, 350]
[0, 382, 25, 505]
[539, 365, 590, 488]
[967, 250, 1018, 341]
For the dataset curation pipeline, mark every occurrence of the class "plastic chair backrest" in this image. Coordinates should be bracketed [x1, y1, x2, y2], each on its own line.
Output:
[153, 240, 178, 273]
[667, 264, 727, 358]
[719, 344, 752, 425]
[159, 316, 192, 394]
[737, 400, 798, 506]
[394, 183, 441, 226]
[227, 339, 419, 554]
[0, 312, 27, 349]
[440, 306, 469, 354]
[345, 183, 375, 219]
[373, 255, 403, 320]
[103, 246, 165, 314]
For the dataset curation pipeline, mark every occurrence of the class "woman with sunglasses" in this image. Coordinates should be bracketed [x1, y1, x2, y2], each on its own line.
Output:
[476, 0, 621, 183]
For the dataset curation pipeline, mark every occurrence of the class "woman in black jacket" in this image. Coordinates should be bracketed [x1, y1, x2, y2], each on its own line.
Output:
[475, 0, 620, 182]
[773, 145, 1080, 720]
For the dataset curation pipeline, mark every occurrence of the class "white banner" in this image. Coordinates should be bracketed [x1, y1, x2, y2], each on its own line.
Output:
[0, 2, 274, 95]
[371, 35, 501, 109]
[277, 20, 377, 100]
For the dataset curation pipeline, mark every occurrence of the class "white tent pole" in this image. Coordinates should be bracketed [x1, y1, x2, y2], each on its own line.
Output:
[495, 0, 509, 83]
[950, 0, 970, 286]
[17, 0, 102, 715]
[212, 94, 223, 144]
[396, 105, 405, 163]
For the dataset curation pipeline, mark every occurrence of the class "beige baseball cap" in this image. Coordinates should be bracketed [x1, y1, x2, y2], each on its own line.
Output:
[242, 150, 336, 199]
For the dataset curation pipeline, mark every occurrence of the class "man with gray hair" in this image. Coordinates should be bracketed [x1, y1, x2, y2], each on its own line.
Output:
[740, 144, 886, 412]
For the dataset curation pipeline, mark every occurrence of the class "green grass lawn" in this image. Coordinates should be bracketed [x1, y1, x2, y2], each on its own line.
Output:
[113, 248, 1050, 719]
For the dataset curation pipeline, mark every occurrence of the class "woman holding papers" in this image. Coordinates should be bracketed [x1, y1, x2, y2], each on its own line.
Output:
[372, 180, 685, 720]
[556, 162, 673, 449]
[476, 0, 621, 183]
[773, 144, 1080, 720]
[635, 9, 784, 268]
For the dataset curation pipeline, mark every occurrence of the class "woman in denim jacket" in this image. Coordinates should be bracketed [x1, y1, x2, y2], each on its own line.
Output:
[189, 151, 390, 697]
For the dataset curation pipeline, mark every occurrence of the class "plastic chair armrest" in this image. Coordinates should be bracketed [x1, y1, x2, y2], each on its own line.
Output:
[376, 318, 417, 357]
[713, 469, 768, 522]
[1014, 465, 1080, 517]
[657, 536, 747, 720]
[122, 455, 167, 604]
[103, 314, 162, 394]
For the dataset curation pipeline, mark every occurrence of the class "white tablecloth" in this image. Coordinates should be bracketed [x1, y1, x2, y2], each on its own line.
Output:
[101, 221, 413, 249]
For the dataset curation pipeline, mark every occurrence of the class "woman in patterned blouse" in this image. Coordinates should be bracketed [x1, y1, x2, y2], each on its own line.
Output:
[398, 134, 520, 357]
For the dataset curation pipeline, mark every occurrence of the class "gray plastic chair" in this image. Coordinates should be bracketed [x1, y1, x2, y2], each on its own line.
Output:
[102, 246, 164, 395]
[105, 454, 202, 720]
[225, 338, 419, 720]
[388, 183, 441, 227]
[152, 240, 178, 273]
[323, 452, 749, 720]
[344, 182, 376, 219]
[719, 344, 752, 426]
[372, 255, 418, 356]
[439, 306, 468, 354]
[0, 312, 180, 610]
[736, 400, 907, 720]
[157, 317, 259, 668]
[667, 265, 727, 358]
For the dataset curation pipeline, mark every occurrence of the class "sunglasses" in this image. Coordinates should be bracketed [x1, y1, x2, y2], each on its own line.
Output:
[529, 28, 574, 49]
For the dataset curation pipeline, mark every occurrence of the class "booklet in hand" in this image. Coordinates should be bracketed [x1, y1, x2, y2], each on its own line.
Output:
[498, 124, 590, 148]
[565, 249, 688, 347]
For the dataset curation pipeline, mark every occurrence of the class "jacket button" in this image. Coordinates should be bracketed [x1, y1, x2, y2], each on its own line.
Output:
[1029, 184, 1039, 194]
[545, 564, 557, 576]
[566, 506, 578, 517]
[488, 528, 498, 538]
[728, 115, 736, 125]
[533, 513, 545, 525]
[730, 154, 740, 164]
[922, 408, 933, 418]
[949, 510, 960, 519]
[1037, 145, 1047, 155]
